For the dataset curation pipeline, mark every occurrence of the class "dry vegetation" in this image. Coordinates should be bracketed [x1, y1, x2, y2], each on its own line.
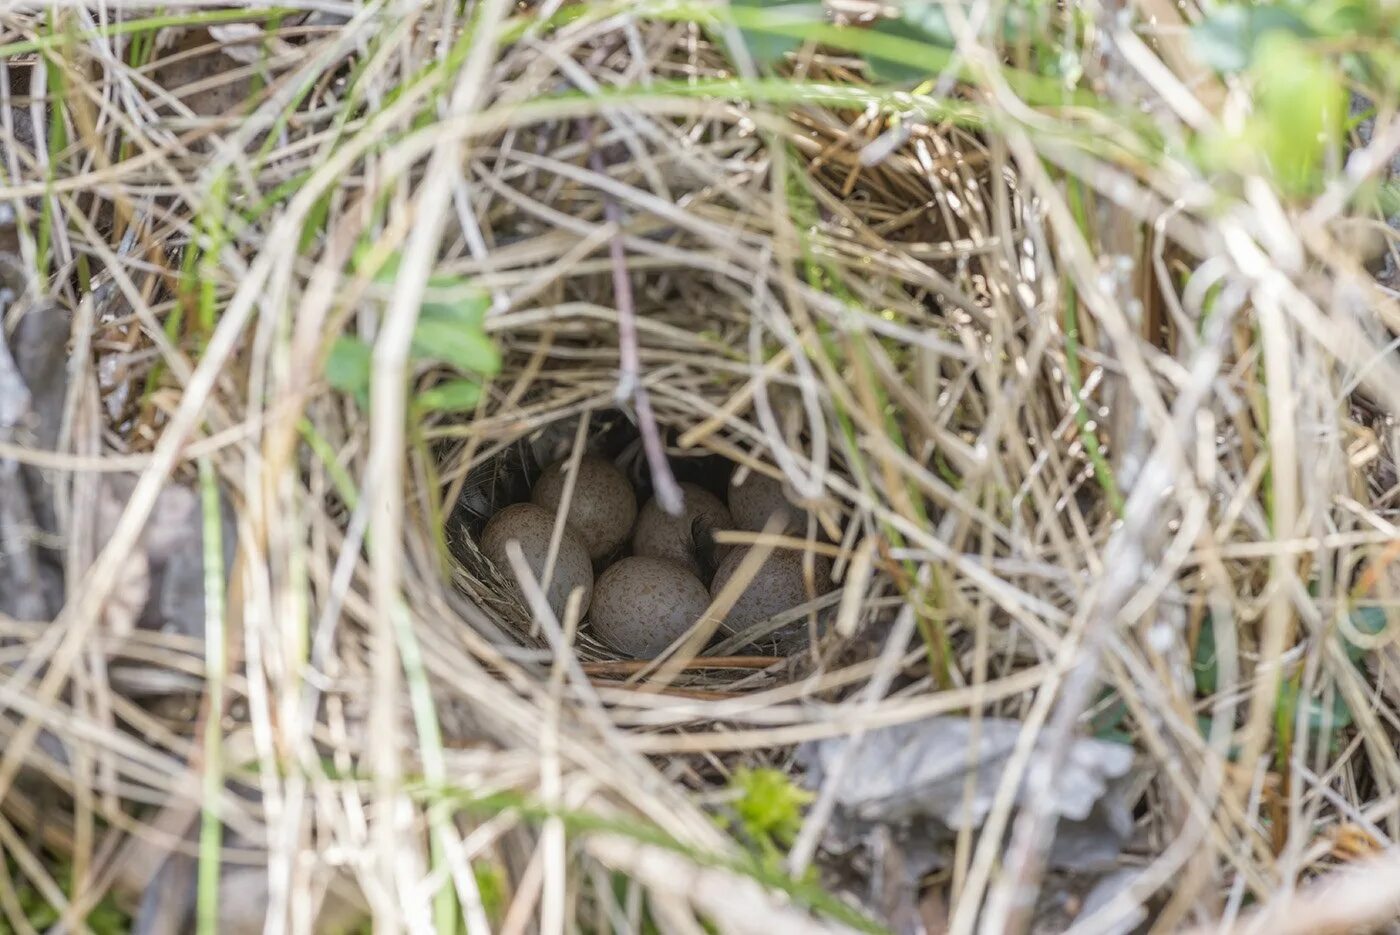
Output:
[1, 1, 1399, 933]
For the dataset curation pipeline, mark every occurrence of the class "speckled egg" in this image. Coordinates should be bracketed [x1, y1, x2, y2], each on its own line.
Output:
[531, 454, 637, 560]
[728, 470, 795, 532]
[589, 557, 712, 658]
[481, 503, 594, 620]
[632, 482, 733, 581]
[710, 546, 832, 637]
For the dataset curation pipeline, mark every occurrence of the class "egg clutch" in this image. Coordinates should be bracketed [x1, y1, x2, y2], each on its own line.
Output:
[478, 454, 831, 658]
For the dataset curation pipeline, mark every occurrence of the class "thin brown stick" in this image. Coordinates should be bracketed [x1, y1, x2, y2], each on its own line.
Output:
[587, 139, 683, 515]
[581, 657, 783, 676]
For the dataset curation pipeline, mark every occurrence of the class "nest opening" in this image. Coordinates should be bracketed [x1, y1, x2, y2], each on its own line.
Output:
[443, 401, 857, 666]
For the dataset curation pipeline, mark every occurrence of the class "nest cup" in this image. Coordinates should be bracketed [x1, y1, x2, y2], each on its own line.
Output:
[0, 14, 1043, 929]
[5, 4, 1390, 929]
[419, 77, 1008, 668]
[444, 404, 843, 660]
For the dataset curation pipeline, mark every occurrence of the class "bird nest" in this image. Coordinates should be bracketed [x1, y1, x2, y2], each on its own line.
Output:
[4, 4, 1397, 934]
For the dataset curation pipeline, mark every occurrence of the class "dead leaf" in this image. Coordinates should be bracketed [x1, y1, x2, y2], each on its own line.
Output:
[0, 319, 30, 429]
[0, 460, 55, 620]
[11, 302, 70, 451]
[207, 23, 294, 65]
[1071, 868, 1149, 935]
[800, 717, 1136, 886]
[0, 301, 67, 621]
[133, 844, 196, 935]
[94, 474, 234, 641]
[801, 717, 1134, 829]
[136, 858, 366, 935]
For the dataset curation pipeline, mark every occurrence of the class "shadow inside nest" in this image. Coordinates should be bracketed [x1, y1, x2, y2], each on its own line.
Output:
[441, 405, 857, 676]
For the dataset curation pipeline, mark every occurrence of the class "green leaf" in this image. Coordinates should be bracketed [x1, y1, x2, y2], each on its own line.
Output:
[473, 862, 506, 921]
[1252, 33, 1346, 196]
[730, 767, 813, 846]
[1304, 0, 1384, 38]
[1090, 687, 1129, 741]
[863, 2, 1041, 83]
[353, 247, 489, 327]
[1306, 688, 1353, 732]
[351, 242, 401, 282]
[326, 336, 372, 406]
[415, 379, 483, 413]
[350, 248, 497, 378]
[1276, 676, 1353, 760]
[1094, 727, 1134, 746]
[410, 319, 502, 376]
[1193, 615, 1218, 696]
[421, 275, 489, 329]
[868, 2, 953, 83]
[883, 2, 954, 45]
[1351, 606, 1388, 636]
[1343, 605, 1388, 664]
[1191, 5, 1311, 72]
[1195, 715, 1242, 760]
[731, 0, 822, 68]
[1379, 181, 1400, 216]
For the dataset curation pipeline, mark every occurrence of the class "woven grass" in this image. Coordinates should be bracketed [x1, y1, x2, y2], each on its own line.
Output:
[0, 2, 1398, 933]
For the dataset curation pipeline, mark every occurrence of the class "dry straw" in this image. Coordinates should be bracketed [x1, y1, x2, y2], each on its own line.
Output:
[0, 1, 1397, 933]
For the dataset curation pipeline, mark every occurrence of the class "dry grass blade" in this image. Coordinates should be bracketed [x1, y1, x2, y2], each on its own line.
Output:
[1184, 846, 1400, 935]
[0, 1, 1397, 933]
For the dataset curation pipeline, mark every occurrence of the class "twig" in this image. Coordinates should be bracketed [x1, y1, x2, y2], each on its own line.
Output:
[581, 657, 783, 676]
[589, 680, 746, 701]
[587, 140, 683, 515]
